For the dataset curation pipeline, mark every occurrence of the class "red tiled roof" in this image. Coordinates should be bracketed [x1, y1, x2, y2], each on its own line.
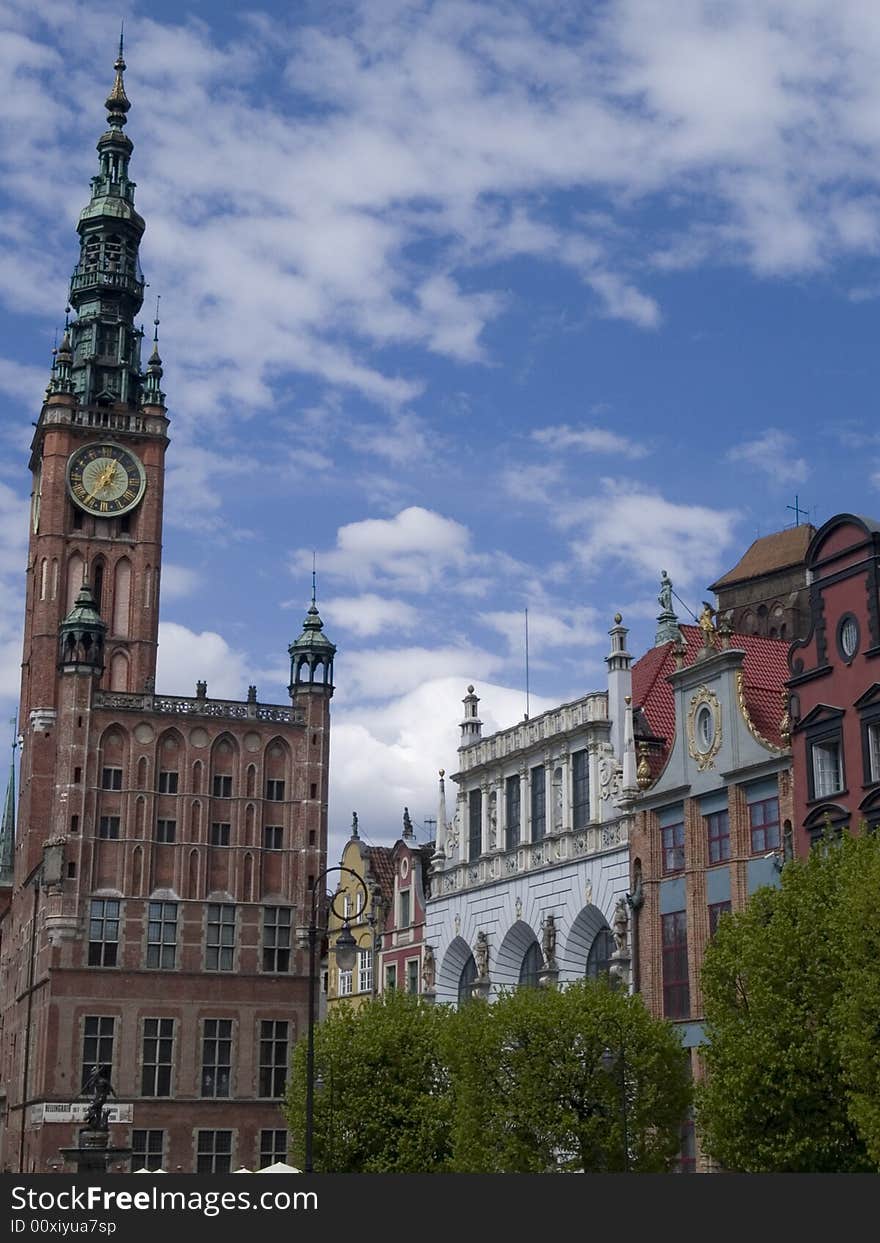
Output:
[709, 525, 814, 589]
[632, 625, 789, 780]
[366, 845, 396, 900]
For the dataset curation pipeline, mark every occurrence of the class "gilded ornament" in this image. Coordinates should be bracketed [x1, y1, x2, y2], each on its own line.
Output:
[686, 685, 723, 771]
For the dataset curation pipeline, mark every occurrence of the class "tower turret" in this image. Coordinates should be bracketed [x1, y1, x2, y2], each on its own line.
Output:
[459, 685, 482, 746]
[58, 579, 107, 675]
[288, 584, 336, 696]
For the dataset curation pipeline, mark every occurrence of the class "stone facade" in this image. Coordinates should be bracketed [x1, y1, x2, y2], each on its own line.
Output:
[427, 621, 636, 1007]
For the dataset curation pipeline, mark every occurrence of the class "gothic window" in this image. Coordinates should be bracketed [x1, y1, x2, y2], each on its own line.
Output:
[585, 926, 614, 980]
[158, 770, 179, 794]
[708, 901, 732, 937]
[458, 955, 477, 1006]
[266, 779, 285, 801]
[113, 559, 131, 635]
[212, 775, 232, 798]
[110, 652, 128, 692]
[518, 940, 542, 988]
[211, 822, 231, 846]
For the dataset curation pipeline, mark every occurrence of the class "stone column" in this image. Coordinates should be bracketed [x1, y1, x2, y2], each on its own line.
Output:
[480, 779, 490, 856]
[560, 747, 571, 831]
[520, 765, 531, 844]
[495, 778, 505, 851]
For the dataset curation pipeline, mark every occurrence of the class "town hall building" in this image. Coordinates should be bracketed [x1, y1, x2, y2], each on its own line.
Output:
[0, 46, 335, 1173]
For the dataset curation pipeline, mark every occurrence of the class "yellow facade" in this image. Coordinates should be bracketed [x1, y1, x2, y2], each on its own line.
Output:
[325, 836, 382, 1013]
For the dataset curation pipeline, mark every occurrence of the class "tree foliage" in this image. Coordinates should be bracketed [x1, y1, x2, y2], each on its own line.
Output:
[285, 990, 454, 1172]
[442, 981, 692, 1173]
[286, 981, 690, 1173]
[697, 828, 880, 1172]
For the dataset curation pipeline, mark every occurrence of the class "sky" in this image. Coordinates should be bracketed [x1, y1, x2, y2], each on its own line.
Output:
[1, 0, 879, 860]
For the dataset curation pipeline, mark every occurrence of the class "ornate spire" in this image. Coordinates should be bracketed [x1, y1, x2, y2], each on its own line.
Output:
[142, 297, 166, 407]
[58, 36, 148, 411]
[105, 25, 131, 129]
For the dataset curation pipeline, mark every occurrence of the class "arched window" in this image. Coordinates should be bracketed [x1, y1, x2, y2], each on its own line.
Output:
[518, 940, 542, 988]
[458, 956, 477, 1006]
[586, 926, 615, 980]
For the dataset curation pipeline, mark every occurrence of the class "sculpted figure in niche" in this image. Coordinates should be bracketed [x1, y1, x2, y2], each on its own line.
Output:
[474, 930, 489, 980]
[612, 897, 629, 955]
[541, 914, 557, 969]
[488, 792, 497, 850]
[422, 944, 436, 991]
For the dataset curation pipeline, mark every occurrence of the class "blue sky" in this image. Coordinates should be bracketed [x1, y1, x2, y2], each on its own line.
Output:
[1, 0, 879, 858]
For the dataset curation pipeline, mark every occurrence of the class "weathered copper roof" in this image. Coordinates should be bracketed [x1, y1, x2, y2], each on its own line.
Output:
[709, 525, 814, 590]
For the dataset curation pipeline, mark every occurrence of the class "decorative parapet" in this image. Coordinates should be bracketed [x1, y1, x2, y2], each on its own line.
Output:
[456, 692, 609, 775]
[437, 817, 627, 895]
[94, 691, 303, 725]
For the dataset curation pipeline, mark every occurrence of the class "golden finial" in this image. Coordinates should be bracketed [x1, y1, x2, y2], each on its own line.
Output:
[636, 742, 653, 790]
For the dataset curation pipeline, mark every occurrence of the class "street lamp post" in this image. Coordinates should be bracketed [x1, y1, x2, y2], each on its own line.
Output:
[601, 1042, 629, 1172]
[304, 865, 367, 1174]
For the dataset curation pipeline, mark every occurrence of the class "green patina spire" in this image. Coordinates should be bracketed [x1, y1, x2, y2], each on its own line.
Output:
[62, 32, 148, 410]
[142, 296, 166, 408]
[288, 576, 337, 695]
[0, 726, 16, 884]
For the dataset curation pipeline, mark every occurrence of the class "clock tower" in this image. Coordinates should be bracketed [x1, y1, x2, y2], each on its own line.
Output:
[21, 34, 168, 739]
[1, 43, 334, 1175]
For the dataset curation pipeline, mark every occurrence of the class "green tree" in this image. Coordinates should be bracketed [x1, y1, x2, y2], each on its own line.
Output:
[285, 990, 454, 1172]
[443, 981, 691, 1172]
[697, 832, 875, 1172]
[831, 829, 880, 1166]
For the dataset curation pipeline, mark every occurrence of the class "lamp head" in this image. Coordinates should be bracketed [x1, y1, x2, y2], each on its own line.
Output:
[334, 920, 358, 972]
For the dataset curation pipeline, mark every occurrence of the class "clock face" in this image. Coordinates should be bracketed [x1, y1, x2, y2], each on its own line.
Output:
[67, 442, 146, 516]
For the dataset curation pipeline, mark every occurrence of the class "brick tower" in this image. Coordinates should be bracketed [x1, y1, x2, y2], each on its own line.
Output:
[0, 42, 334, 1173]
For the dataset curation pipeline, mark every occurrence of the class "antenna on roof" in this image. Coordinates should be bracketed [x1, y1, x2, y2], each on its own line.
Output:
[524, 607, 530, 721]
[671, 587, 698, 622]
[787, 495, 809, 527]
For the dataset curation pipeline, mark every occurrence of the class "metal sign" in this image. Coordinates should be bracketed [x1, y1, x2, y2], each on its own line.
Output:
[29, 1102, 133, 1126]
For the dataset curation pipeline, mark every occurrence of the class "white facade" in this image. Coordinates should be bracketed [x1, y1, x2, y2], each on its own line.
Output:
[427, 622, 636, 1005]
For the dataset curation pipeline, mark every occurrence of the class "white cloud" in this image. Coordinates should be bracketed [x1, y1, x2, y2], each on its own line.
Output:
[565, 479, 740, 589]
[340, 645, 506, 702]
[532, 424, 649, 459]
[728, 429, 810, 485]
[478, 607, 603, 656]
[160, 564, 202, 602]
[155, 621, 253, 700]
[320, 593, 422, 639]
[301, 506, 472, 592]
[327, 675, 557, 857]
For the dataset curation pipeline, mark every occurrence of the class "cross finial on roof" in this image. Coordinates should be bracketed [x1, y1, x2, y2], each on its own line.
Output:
[787, 494, 808, 526]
